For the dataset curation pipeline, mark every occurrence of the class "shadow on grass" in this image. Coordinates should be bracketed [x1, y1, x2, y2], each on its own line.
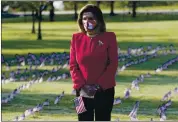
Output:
[2, 40, 71, 50]
[116, 73, 178, 85]
[2, 39, 178, 51]
[2, 13, 178, 23]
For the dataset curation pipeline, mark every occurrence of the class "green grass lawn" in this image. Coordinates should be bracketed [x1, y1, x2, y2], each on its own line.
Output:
[1, 20, 178, 121]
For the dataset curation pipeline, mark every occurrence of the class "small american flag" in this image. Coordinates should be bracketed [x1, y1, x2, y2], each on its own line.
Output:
[73, 96, 87, 114]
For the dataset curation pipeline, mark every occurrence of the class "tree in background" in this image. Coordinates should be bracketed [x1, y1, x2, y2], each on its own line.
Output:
[38, 2, 42, 40]
[38, 2, 48, 40]
[96, 1, 101, 8]
[49, 1, 55, 22]
[128, 1, 137, 18]
[63, 1, 88, 20]
[74, 2, 78, 20]
[110, 1, 116, 16]
[28, 2, 39, 34]
[31, 9, 36, 33]
[2, 1, 39, 33]
[132, 1, 137, 18]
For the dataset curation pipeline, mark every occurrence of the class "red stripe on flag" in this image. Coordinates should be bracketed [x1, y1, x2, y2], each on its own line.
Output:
[75, 96, 86, 114]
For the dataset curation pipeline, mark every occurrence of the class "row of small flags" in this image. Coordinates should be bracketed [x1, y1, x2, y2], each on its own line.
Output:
[117, 49, 177, 73]
[118, 44, 176, 62]
[13, 91, 64, 121]
[2, 61, 69, 84]
[118, 52, 158, 73]
[3, 59, 69, 72]
[155, 56, 178, 73]
[2, 71, 69, 104]
[2, 52, 69, 67]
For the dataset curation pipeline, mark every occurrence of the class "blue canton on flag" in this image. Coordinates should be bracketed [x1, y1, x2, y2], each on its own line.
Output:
[74, 96, 87, 114]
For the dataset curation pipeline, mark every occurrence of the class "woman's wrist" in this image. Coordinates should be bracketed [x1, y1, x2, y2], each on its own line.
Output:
[95, 84, 102, 90]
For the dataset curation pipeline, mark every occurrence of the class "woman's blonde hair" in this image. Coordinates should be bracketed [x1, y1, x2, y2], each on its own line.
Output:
[77, 4, 106, 33]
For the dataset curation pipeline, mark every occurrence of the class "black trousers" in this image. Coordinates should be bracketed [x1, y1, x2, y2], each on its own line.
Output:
[76, 87, 115, 121]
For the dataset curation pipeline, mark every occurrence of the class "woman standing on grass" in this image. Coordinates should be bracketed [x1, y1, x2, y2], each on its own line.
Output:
[69, 4, 118, 121]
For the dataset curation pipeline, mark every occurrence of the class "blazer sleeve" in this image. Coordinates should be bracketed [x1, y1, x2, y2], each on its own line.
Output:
[69, 34, 86, 90]
[97, 33, 118, 90]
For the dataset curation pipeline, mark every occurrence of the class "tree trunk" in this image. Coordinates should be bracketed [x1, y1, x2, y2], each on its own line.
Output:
[35, 9, 38, 19]
[49, 1, 54, 21]
[24, 9, 27, 22]
[38, 5, 42, 40]
[132, 1, 137, 18]
[32, 10, 35, 34]
[74, 2, 78, 20]
[110, 1, 115, 16]
[96, 1, 101, 8]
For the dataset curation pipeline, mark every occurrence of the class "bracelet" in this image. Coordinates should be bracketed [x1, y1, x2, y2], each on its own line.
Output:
[95, 84, 101, 90]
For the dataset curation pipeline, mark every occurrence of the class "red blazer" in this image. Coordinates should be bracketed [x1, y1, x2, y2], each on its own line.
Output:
[69, 32, 118, 90]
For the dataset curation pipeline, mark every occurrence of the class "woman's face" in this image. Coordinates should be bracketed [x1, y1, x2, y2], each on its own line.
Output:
[82, 12, 97, 32]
